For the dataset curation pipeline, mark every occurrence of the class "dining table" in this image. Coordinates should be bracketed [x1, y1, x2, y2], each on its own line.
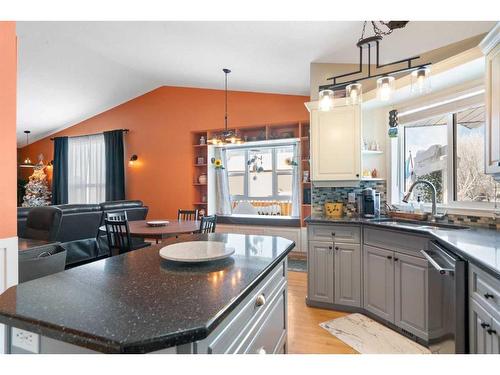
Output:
[99, 219, 201, 244]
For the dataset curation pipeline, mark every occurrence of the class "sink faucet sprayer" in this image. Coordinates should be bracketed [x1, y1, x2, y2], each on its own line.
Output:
[403, 180, 446, 222]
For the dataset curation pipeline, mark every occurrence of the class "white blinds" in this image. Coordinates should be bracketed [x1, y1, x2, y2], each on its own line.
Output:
[67, 134, 106, 204]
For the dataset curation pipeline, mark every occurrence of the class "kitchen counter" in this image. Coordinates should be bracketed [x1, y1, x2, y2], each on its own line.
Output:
[305, 215, 500, 279]
[0, 233, 295, 353]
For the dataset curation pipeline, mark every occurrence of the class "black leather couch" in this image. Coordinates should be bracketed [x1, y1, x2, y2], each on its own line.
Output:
[18, 200, 149, 267]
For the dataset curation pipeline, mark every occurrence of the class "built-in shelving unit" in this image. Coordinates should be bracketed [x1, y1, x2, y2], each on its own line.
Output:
[191, 120, 311, 226]
[191, 131, 209, 216]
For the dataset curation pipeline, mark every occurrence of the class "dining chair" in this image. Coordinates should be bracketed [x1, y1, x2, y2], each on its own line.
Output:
[198, 215, 217, 234]
[104, 216, 133, 256]
[178, 209, 199, 221]
[106, 211, 128, 221]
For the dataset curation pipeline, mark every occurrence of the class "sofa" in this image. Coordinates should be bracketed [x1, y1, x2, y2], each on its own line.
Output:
[18, 200, 149, 267]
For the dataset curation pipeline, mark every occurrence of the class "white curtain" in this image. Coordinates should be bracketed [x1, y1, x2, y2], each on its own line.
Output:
[68, 134, 106, 204]
[215, 147, 232, 215]
[291, 143, 300, 217]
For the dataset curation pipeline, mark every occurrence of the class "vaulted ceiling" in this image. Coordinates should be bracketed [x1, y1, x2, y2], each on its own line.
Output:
[16, 21, 496, 146]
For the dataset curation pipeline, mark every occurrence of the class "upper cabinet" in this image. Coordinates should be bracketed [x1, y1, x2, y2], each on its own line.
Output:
[306, 102, 361, 181]
[480, 23, 500, 179]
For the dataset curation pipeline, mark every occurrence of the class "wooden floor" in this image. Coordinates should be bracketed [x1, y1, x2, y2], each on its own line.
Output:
[287, 271, 357, 354]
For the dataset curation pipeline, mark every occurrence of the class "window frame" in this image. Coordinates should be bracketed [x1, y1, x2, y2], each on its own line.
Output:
[397, 103, 497, 211]
[226, 144, 294, 202]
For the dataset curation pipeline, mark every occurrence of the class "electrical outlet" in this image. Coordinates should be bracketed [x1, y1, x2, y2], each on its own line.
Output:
[348, 192, 356, 203]
[11, 328, 39, 353]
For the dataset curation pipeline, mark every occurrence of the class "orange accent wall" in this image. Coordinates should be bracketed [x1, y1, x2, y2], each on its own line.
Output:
[0, 22, 17, 238]
[19, 86, 309, 219]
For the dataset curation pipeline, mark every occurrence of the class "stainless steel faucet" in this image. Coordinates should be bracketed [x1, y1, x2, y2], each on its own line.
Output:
[403, 179, 445, 222]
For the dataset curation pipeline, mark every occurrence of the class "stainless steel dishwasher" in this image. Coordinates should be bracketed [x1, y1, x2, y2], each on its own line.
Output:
[421, 242, 467, 354]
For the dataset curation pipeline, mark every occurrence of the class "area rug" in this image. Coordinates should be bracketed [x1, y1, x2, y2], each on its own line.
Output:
[320, 313, 430, 354]
[287, 258, 307, 272]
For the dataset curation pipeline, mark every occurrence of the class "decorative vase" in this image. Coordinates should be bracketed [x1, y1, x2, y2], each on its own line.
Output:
[198, 174, 207, 184]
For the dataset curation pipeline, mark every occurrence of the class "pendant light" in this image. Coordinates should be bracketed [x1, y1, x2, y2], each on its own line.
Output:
[376, 76, 395, 101]
[19, 130, 34, 168]
[318, 89, 334, 111]
[319, 22, 432, 105]
[346, 83, 362, 105]
[208, 68, 242, 146]
[411, 66, 431, 94]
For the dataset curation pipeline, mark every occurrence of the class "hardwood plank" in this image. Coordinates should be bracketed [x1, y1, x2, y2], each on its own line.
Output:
[287, 271, 357, 354]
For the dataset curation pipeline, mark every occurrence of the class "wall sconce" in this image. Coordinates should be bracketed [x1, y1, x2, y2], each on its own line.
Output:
[129, 154, 138, 166]
[46, 160, 54, 170]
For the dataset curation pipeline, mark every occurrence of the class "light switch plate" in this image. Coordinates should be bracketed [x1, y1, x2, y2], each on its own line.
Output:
[348, 192, 356, 203]
[11, 328, 39, 353]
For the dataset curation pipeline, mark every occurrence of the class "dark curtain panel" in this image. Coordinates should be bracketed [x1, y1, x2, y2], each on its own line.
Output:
[52, 137, 68, 205]
[104, 130, 125, 201]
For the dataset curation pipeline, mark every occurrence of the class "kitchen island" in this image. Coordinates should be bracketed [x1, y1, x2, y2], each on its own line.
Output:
[0, 233, 295, 354]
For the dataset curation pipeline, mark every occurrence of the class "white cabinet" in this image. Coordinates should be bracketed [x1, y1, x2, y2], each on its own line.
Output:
[306, 102, 361, 181]
[480, 23, 500, 179]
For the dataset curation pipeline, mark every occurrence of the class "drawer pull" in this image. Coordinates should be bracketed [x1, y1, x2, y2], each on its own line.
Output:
[387, 255, 393, 260]
[487, 329, 497, 335]
[331, 232, 336, 237]
[255, 294, 266, 307]
[484, 293, 494, 300]
[256, 347, 267, 354]
[328, 246, 333, 250]
[481, 322, 490, 329]
[335, 246, 339, 251]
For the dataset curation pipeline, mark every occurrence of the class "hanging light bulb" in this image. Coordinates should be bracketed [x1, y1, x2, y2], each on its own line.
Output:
[376, 76, 395, 101]
[345, 83, 362, 105]
[318, 89, 334, 111]
[19, 130, 34, 168]
[411, 67, 431, 94]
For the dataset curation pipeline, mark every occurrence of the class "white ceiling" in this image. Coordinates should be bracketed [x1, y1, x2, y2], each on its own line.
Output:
[16, 21, 496, 146]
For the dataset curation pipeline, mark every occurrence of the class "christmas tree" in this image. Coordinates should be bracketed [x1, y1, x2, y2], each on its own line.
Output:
[22, 154, 51, 207]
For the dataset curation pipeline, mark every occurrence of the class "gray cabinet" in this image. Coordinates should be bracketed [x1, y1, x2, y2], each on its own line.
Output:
[394, 253, 428, 339]
[470, 298, 496, 354]
[334, 243, 361, 307]
[363, 245, 394, 322]
[308, 241, 334, 304]
[469, 264, 500, 354]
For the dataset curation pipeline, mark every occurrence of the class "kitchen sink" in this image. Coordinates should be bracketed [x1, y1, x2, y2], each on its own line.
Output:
[371, 218, 469, 230]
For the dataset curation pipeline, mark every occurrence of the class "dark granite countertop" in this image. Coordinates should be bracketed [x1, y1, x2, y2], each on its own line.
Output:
[306, 215, 500, 279]
[0, 233, 295, 353]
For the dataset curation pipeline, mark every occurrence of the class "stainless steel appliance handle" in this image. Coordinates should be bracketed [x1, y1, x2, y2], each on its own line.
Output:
[420, 249, 454, 275]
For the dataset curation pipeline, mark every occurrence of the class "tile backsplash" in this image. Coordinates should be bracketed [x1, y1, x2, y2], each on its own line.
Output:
[312, 181, 499, 229]
[312, 181, 387, 217]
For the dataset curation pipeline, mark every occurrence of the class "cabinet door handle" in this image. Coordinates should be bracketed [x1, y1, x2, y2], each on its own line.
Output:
[331, 232, 336, 237]
[487, 329, 497, 335]
[335, 246, 339, 251]
[328, 246, 333, 250]
[481, 322, 490, 329]
[387, 255, 393, 260]
[255, 294, 266, 307]
[394, 257, 399, 262]
[484, 293, 494, 300]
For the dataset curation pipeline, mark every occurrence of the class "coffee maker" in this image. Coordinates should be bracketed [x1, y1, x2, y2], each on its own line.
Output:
[357, 188, 380, 218]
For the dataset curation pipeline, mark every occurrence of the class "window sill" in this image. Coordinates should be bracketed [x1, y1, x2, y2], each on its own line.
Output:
[217, 214, 301, 227]
[392, 203, 500, 219]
